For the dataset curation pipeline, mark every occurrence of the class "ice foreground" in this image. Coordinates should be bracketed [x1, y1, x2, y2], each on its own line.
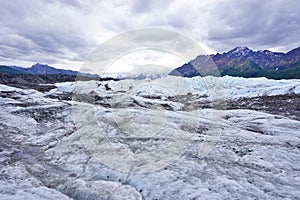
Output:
[0, 76, 300, 199]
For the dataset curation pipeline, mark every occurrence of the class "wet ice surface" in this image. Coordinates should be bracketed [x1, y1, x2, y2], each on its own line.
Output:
[0, 76, 300, 199]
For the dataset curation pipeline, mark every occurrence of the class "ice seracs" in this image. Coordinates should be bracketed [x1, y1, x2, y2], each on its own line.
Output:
[49, 75, 300, 100]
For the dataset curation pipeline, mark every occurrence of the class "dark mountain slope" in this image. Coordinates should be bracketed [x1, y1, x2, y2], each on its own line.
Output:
[0, 65, 28, 74]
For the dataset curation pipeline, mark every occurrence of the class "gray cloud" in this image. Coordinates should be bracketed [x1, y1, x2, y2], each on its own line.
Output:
[0, 0, 299, 69]
[129, 0, 173, 14]
[0, 0, 93, 67]
[206, 0, 300, 52]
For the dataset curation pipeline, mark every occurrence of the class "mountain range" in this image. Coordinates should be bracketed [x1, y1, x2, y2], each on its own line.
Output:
[1, 46, 300, 81]
[170, 46, 300, 79]
[0, 63, 103, 89]
[0, 63, 98, 77]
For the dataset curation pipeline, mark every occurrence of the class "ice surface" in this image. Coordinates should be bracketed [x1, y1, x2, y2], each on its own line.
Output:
[0, 76, 300, 199]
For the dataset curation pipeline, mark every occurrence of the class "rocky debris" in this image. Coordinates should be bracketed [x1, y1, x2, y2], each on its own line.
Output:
[227, 93, 300, 120]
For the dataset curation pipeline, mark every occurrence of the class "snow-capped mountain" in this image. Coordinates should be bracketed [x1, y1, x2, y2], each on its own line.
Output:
[170, 46, 300, 79]
[220, 46, 300, 70]
[221, 46, 285, 69]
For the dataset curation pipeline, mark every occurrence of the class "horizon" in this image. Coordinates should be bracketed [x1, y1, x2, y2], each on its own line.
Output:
[1, 45, 299, 73]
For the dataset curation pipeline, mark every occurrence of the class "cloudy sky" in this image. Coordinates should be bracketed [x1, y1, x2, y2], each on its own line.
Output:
[0, 0, 299, 71]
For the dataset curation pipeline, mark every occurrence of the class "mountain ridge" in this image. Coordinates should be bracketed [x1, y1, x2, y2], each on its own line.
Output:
[1, 63, 99, 77]
[0, 63, 111, 90]
[170, 46, 300, 79]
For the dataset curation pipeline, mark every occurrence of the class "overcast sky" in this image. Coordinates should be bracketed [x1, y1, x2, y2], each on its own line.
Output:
[0, 0, 299, 71]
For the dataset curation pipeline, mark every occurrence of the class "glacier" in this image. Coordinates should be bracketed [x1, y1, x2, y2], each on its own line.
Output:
[0, 76, 299, 199]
